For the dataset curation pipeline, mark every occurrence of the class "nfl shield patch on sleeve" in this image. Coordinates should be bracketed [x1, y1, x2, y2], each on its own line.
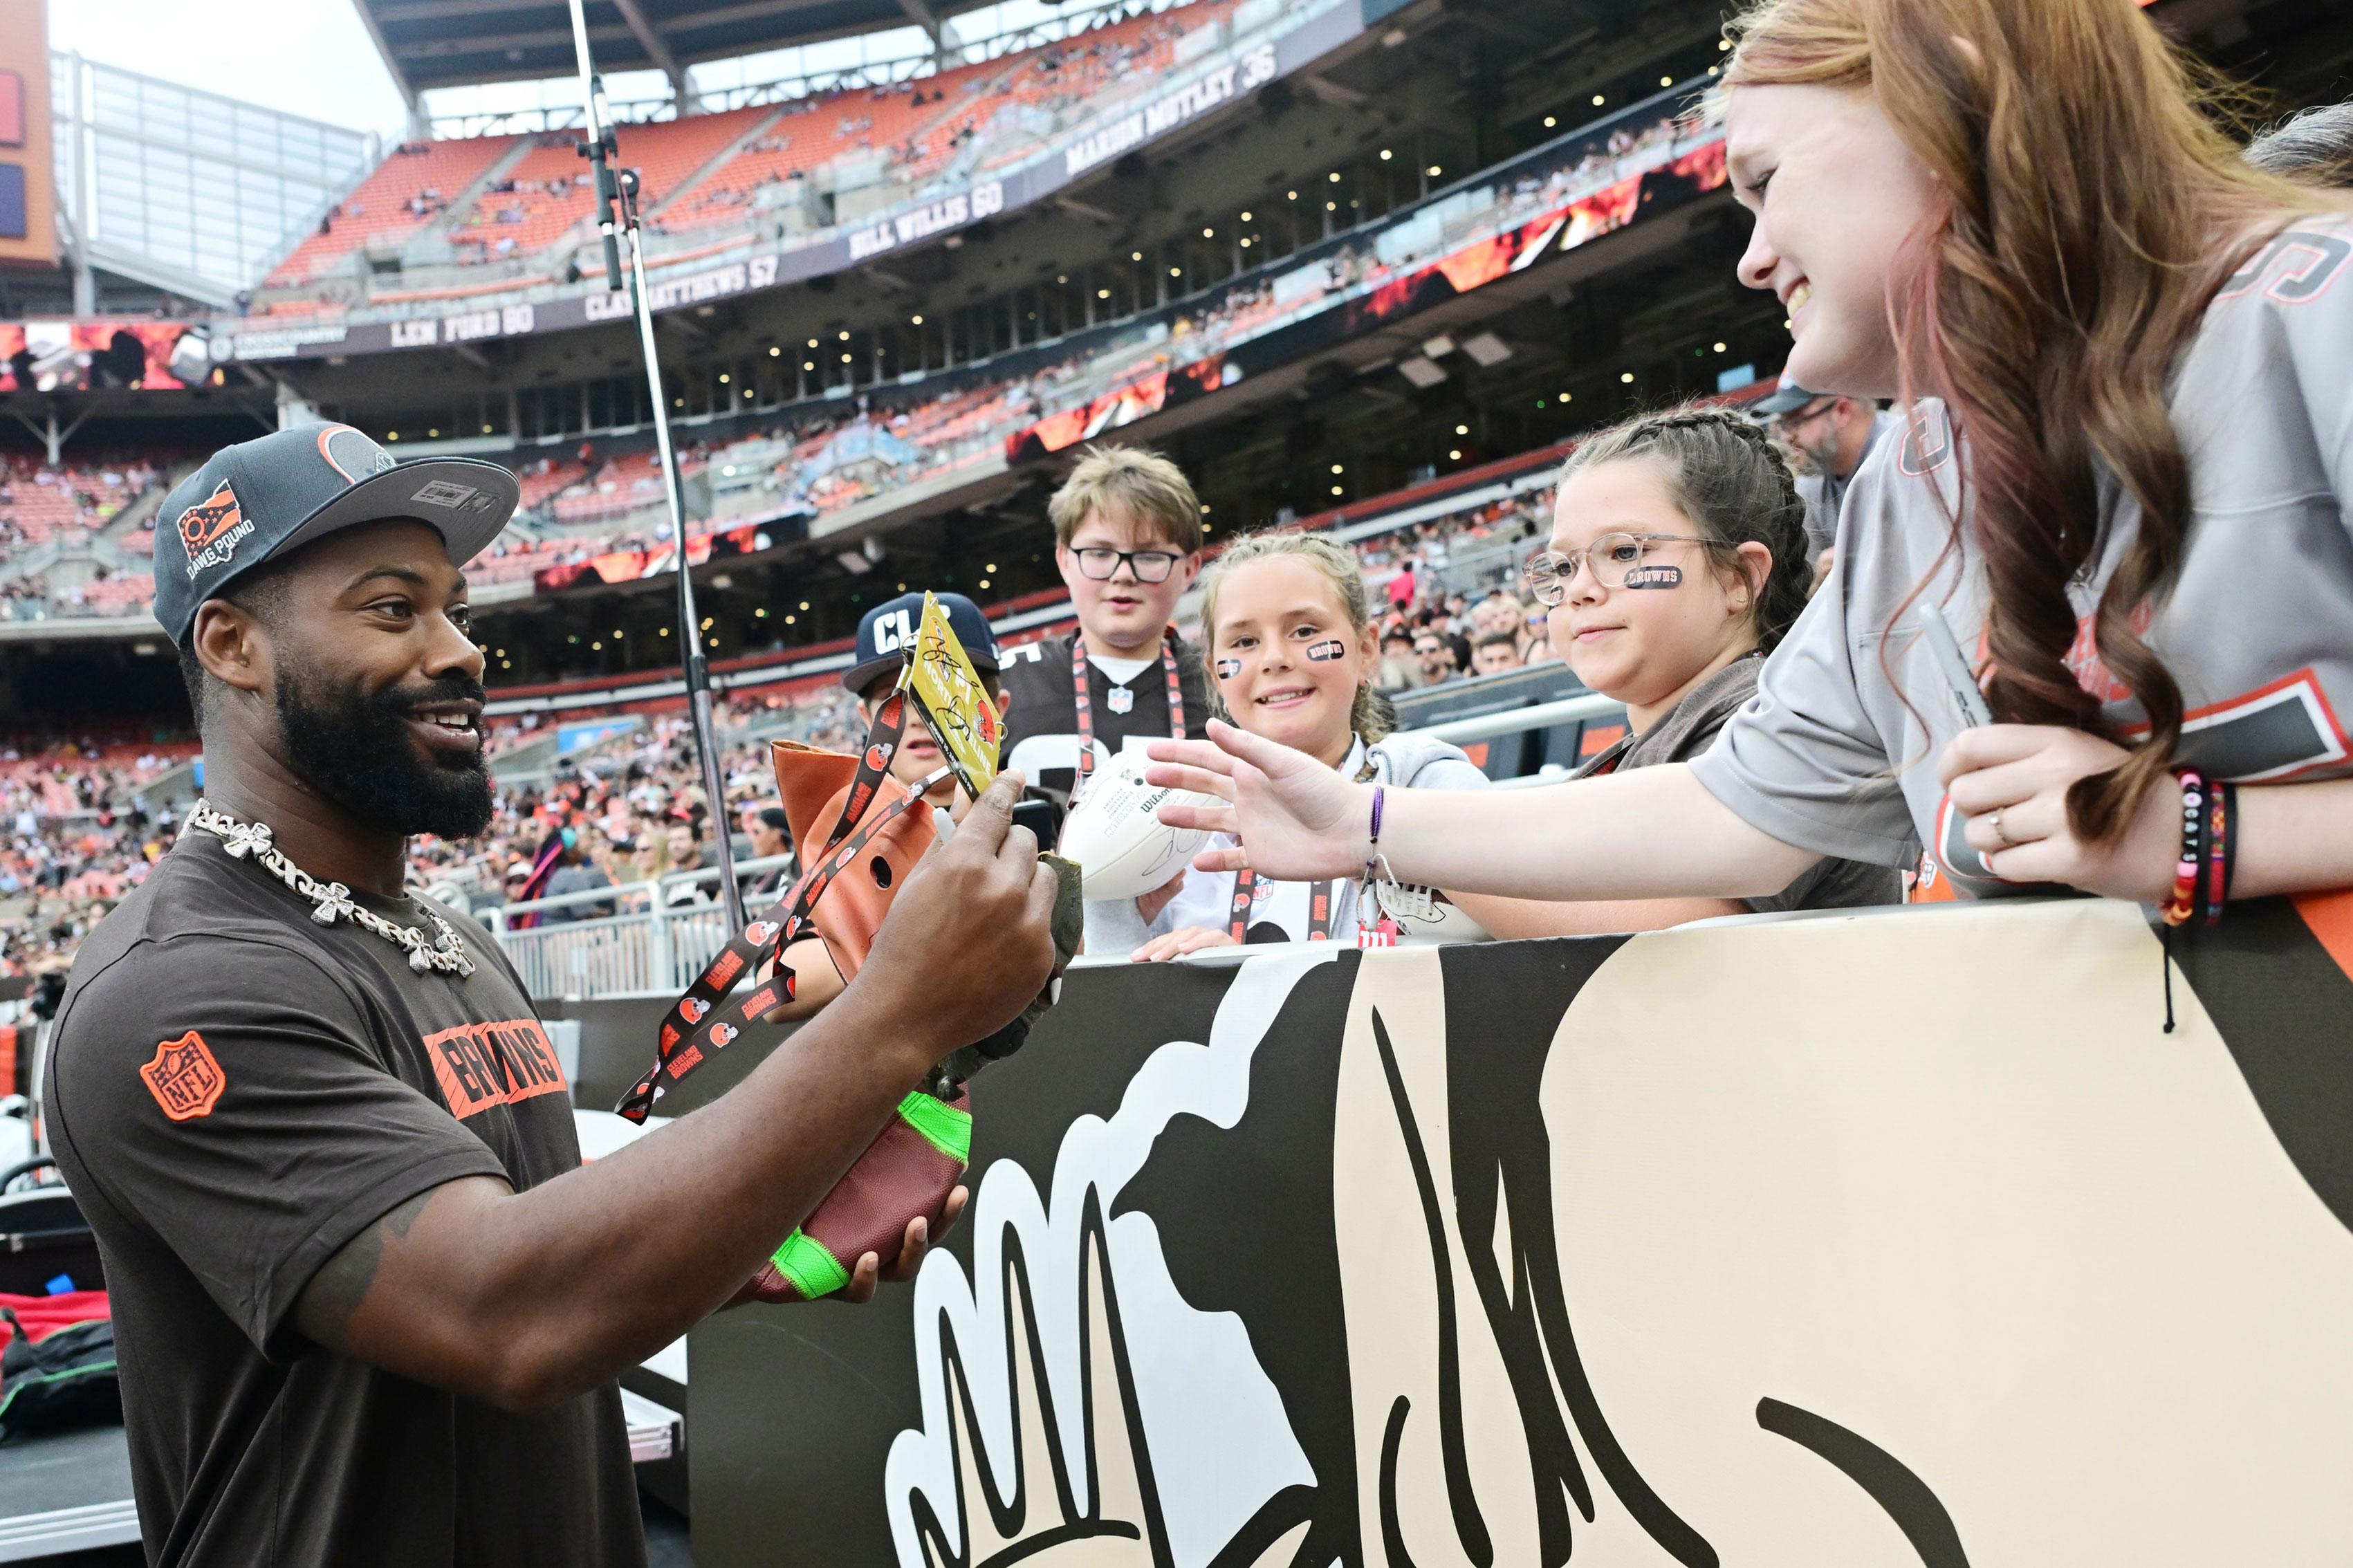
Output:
[140, 1031, 226, 1122]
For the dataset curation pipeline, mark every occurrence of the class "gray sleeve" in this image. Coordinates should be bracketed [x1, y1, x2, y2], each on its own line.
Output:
[1685, 474, 1920, 868]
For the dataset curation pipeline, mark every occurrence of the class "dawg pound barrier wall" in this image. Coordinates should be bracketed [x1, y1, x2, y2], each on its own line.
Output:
[686, 894, 2353, 1567]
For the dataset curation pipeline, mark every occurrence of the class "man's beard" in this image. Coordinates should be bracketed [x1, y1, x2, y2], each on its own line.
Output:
[275, 668, 495, 840]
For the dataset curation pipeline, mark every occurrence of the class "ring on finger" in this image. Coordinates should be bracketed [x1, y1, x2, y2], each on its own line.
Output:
[1988, 806, 2013, 848]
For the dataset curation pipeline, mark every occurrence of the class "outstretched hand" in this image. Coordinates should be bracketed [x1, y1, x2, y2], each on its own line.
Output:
[1145, 720, 1369, 882]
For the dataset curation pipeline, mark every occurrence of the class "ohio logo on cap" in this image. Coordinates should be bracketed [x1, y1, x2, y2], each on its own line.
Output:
[176, 481, 255, 580]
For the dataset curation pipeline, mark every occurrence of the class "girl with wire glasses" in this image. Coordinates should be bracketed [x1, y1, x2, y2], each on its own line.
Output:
[1452, 408, 1897, 938]
[1141, 0, 2353, 923]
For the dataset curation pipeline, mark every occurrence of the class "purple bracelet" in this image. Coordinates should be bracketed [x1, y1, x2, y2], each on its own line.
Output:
[1363, 785, 1385, 880]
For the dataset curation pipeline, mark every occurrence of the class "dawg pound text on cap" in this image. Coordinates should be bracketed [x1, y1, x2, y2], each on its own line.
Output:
[176, 482, 255, 580]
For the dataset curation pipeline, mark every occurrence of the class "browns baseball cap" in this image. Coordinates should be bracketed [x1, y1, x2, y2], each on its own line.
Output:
[154, 423, 520, 646]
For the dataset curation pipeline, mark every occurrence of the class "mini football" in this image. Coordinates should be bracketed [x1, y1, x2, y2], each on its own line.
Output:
[1057, 750, 1217, 901]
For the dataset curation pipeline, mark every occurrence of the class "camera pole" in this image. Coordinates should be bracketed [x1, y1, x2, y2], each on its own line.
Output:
[566, 1, 746, 932]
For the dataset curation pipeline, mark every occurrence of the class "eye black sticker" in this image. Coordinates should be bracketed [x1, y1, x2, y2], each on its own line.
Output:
[1307, 640, 1347, 661]
[1623, 564, 1683, 589]
[1215, 657, 1243, 679]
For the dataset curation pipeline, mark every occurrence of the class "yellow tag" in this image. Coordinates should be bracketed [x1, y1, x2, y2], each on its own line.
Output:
[899, 591, 999, 800]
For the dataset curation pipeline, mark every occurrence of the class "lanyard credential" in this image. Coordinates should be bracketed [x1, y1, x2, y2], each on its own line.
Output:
[616, 691, 948, 1123]
[1071, 631, 1186, 786]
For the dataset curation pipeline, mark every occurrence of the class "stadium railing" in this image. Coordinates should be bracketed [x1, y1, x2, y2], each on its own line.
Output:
[479, 854, 795, 1000]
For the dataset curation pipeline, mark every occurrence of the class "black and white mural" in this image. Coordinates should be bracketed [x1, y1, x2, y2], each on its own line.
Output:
[689, 895, 2353, 1567]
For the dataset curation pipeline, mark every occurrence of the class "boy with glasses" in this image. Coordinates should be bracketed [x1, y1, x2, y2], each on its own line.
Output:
[999, 445, 1214, 806]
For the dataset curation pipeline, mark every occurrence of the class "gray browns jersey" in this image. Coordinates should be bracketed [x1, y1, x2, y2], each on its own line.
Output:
[1692, 216, 2353, 898]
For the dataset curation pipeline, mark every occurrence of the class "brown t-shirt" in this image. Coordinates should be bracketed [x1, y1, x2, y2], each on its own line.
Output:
[1575, 654, 1903, 914]
[46, 831, 644, 1568]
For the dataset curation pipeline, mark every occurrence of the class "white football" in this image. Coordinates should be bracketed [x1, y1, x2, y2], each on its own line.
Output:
[1056, 750, 1217, 901]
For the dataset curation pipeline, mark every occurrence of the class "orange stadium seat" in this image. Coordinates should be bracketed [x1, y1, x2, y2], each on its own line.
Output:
[660, 0, 1235, 232]
[268, 136, 522, 286]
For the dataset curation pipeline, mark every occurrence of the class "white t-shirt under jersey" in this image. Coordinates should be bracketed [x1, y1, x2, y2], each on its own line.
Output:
[1088, 652, 1158, 685]
[1691, 214, 2353, 898]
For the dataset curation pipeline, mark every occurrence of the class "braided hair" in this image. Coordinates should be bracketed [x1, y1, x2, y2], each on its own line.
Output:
[1554, 404, 1814, 651]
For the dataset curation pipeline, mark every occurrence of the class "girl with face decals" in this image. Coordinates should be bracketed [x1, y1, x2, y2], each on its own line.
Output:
[1121, 533, 1489, 960]
[1453, 408, 1899, 937]
[1145, 0, 2353, 920]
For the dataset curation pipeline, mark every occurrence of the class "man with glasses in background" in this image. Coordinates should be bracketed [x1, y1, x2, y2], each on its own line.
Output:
[1753, 372, 1901, 587]
[1413, 629, 1460, 687]
[999, 445, 1214, 808]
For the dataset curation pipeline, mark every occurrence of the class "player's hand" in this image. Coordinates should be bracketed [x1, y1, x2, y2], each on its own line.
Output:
[1146, 720, 1370, 880]
[1131, 925, 1239, 962]
[836, 1186, 968, 1302]
[1939, 725, 2178, 900]
[858, 771, 1058, 1051]
[1134, 870, 1188, 924]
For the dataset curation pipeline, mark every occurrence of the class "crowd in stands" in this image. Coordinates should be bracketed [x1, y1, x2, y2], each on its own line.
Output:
[0, 436, 1567, 979]
[0, 744, 197, 981]
[0, 456, 174, 623]
[1360, 491, 1558, 691]
[410, 689, 865, 916]
[434, 475, 1558, 917]
[440, 99, 1706, 585]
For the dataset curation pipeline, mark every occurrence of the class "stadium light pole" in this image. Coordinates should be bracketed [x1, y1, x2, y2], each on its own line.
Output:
[568, 0, 746, 932]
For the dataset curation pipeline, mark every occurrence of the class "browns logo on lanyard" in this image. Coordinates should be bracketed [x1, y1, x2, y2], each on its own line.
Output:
[615, 692, 947, 1122]
[1071, 631, 1185, 786]
[1227, 871, 1337, 944]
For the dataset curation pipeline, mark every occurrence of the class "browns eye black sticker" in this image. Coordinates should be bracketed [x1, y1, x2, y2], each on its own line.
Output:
[1215, 658, 1243, 679]
[1306, 640, 1347, 661]
[1623, 564, 1683, 589]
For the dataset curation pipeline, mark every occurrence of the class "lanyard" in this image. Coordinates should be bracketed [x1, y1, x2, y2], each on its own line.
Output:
[615, 692, 945, 1123]
[1227, 871, 1337, 943]
[1072, 631, 1185, 785]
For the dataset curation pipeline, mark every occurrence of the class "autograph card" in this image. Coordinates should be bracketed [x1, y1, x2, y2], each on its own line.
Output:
[899, 591, 1001, 800]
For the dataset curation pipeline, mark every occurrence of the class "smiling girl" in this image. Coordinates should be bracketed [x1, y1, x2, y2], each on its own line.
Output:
[1146, 0, 2353, 921]
[1123, 533, 1488, 959]
[1455, 408, 1898, 937]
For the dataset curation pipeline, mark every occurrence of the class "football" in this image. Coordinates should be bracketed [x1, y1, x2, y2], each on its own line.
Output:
[1057, 751, 1219, 902]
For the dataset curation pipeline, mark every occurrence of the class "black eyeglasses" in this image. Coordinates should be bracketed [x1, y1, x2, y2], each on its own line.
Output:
[1072, 546, 1183, 583]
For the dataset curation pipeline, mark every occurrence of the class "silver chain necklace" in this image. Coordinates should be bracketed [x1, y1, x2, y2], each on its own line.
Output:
[185, 798, 475, 977]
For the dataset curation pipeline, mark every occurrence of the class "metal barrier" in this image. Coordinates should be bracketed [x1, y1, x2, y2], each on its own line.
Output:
[479, 855, 793, 1000]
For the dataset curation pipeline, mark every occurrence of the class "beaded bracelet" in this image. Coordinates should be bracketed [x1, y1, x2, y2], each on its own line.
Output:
[2161, 766, 2206, 928]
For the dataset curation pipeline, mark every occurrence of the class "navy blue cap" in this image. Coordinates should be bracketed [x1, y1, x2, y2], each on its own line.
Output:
[154, 423, 520, 646]
[842, 591, 1001, 696]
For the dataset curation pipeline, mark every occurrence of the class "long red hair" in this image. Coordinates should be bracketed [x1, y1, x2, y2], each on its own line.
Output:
[1726, 0, 2329, 838]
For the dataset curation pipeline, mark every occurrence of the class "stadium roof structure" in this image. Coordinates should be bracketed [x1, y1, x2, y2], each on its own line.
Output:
[351, 0, 996, 105]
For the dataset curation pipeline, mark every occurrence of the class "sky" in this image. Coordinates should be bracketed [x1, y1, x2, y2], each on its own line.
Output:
[47, 0, 1109, 145]
[50, 0, 416, 143]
